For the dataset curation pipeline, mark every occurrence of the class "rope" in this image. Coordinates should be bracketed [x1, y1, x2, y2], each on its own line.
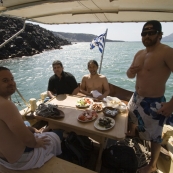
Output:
[13, 92, 22, 106]
[15, 88, 30, 107]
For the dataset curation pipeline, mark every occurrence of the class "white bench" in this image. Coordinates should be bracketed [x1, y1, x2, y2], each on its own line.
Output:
[0, 157, 97, 173]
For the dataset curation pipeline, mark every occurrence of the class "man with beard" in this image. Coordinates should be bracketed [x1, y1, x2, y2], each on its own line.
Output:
[80, 60, 110, 100]
[126, 20, 173, 173]
[0, 67, 61, 170]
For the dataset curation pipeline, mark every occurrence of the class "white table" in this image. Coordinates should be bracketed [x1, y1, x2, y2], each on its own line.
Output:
[35, 94, 128, 172]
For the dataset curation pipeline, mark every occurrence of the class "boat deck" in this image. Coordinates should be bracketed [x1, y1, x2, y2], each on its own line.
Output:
[19, 88, 173, 173]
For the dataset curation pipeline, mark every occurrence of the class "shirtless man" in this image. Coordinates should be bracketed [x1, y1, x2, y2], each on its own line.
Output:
[0, 67, 61, 170]
[80, 60, 110, 100]
[126, 20, 173, 173]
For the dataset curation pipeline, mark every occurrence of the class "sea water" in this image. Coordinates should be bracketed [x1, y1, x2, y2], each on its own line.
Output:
[0, 42, 173, 110]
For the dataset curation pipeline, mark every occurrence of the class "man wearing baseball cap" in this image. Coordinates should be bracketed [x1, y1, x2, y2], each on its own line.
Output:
[126, 20, 173, 173]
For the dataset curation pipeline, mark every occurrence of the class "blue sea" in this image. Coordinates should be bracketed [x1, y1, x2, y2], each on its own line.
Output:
[0, 42, 173, 110]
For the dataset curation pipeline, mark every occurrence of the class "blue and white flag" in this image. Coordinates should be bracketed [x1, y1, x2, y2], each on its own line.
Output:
[90, 32, 106, 53]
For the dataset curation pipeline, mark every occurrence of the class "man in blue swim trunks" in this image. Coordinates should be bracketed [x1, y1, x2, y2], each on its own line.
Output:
[126, 20, 173, 173]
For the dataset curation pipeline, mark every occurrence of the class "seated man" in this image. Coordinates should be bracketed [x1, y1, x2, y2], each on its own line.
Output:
[80, 60, 110, 100]
[47, 60, 79, 99]
[0, 66, 62, 170]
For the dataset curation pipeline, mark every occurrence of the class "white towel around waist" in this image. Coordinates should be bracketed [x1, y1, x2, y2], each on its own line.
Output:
[0, 132, 61, 170]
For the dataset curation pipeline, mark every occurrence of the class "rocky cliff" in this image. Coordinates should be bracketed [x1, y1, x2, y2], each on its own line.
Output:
[53, 32, 124, 42]
[0, 16, 71, 60]
[162, 33, 173, 42]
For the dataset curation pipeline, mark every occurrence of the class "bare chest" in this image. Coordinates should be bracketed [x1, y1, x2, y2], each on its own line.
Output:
[135, 52, 165, 72]
[85, 77, 103, 91]
[86, 78, 102, 86]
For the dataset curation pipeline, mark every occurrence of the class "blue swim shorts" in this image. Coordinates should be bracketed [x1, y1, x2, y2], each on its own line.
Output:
[128, 92, 173, 143]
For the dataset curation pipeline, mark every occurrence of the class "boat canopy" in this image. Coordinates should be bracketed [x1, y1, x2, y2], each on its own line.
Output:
[0, 0, 173, 24]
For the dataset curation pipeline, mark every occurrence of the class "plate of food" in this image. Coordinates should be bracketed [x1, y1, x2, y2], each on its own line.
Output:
[94, 117, 115, 130]
[103, 107, 119, 118]
[91, 103, 104, 112]
[77, 110, 98, 122]
[76, 98, 93, 108]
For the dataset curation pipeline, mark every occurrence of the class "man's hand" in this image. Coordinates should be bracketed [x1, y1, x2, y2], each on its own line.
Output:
[157, 102, 173, 117]
[129, 65, 141, 75]
[35, 136, 50, 149]
[97, 95, 104, 100]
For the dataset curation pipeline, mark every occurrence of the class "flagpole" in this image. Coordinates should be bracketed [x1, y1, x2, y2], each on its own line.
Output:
[99, 28, 108, 74]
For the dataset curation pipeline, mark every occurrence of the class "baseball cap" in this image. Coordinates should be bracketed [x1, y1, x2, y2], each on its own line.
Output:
[142, 20, 162, 32]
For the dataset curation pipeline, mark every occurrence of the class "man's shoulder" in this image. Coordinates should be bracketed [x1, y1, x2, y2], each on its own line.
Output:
[49, 74, 56, 80]
[137, 49, 145, 54]
[161, 43, 173, 51]
[98, 74, 107, 79]
[0, 97, 10, 105]
[63, 72, 77, 83]
[63, 71, 75, 77]
[82, 74, 90, 79]
[0, 98, 15, 117]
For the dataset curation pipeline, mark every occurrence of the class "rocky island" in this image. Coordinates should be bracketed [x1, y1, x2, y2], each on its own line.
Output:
[1, 16, 172, 61]
[0, 16, 71, 60]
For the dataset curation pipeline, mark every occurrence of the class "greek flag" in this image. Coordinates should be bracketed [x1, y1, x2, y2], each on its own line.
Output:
[90, 32, 106, 53]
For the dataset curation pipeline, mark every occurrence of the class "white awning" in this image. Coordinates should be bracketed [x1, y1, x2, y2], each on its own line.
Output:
[1, 0, 173, 24]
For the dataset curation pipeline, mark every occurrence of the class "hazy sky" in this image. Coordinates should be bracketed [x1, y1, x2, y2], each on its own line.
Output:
[30, 22, 173, 42]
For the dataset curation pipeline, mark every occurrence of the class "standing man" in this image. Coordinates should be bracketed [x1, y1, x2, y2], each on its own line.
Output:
[126, 20, 173, 173]
[0, 66, 61, 170]
[47, 60, 79, 99]
[80, 60, 110, 100]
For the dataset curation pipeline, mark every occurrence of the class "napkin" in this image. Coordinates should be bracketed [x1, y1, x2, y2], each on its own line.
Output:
[103, 96, 122, 108]
[91, 90, 102, 98]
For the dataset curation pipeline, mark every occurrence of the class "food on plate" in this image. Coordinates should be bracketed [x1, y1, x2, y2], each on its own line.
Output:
[78, 110, 98, 121]
[103, 107, 118, 118]
[92, 103, 103, 112]
[98, 117, 114, 129]
[76, 98, 92, 107]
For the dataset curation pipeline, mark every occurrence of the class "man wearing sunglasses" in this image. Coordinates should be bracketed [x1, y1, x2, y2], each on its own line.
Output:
[126, 20, 173, 173]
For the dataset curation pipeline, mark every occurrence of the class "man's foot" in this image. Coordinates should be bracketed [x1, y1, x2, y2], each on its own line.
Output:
[137, 164, 157, 173]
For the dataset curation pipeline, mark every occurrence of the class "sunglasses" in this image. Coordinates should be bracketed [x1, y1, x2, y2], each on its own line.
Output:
[141, 30, 158, 37]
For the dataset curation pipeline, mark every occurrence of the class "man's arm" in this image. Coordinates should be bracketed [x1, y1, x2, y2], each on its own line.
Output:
[164, 46, 173, 72]
[157, 97, 173, 117]
[127, 65, 141, 78]
[157, 46, 173, 116]
[27, 126, 44, 133]
[47, 78, 56, 98]
[47, 91, 55, 98]
[68, 75, 79, 95]
[1, 100, 50, 148]
[72, 85, 80, 95]
[126, 52, 141, 78]
[97, 77, 110, 100]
